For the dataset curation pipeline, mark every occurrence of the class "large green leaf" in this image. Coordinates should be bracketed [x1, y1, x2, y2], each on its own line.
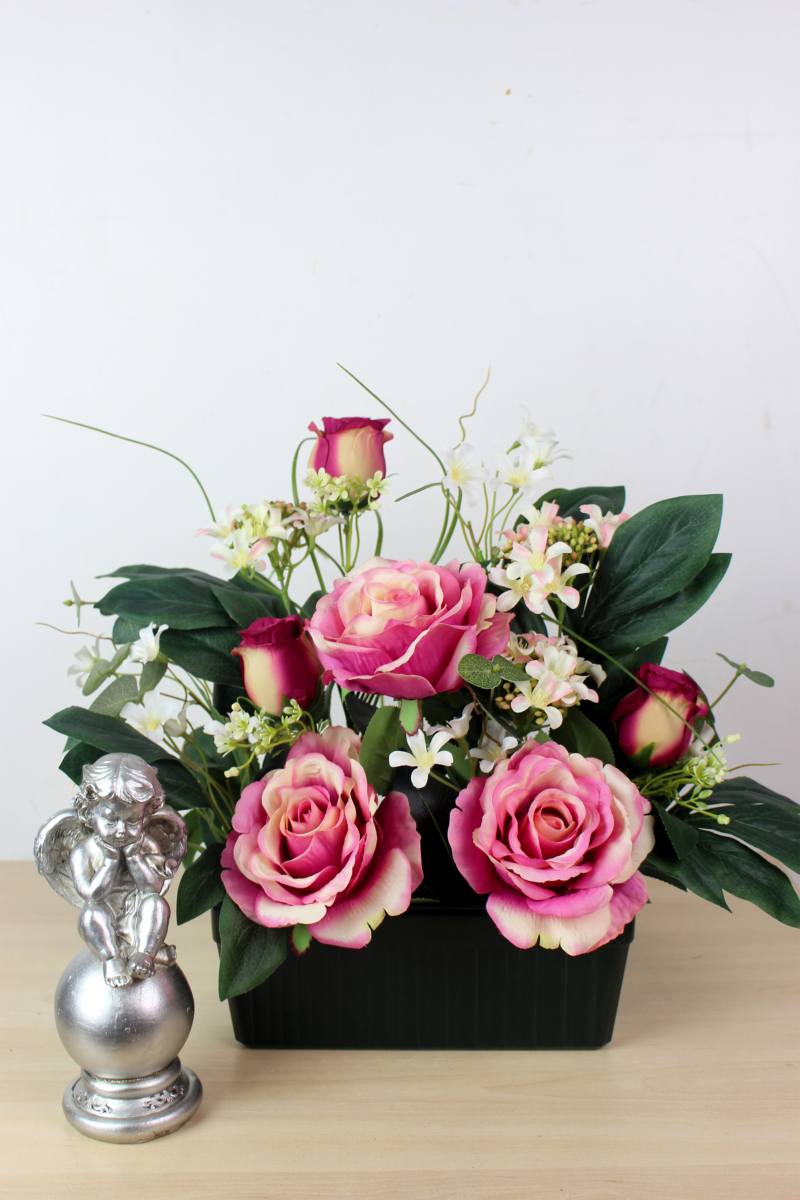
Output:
[550, 708, 615, 765]
[153, 761, 209, 810]
[138, 658, 168, 695]
[359, 705, 407, 795]
[645, 847, 730, 910]
[580, 494, 723, 630]
[218, 895, 287, 1000]
[96, 574, 231, 630]
[112, 616, 145, 643]
[44, 707, 207, 808]
[578, 553, 730, 655]
[210, 586, 283, 628]
[695, 830, 800, 927]
[533, 485, 626, 520]
[176, 843, 226, 924]
[59, 741, 104, 784]
[651, 800, 699, 859]
[510, 604, 547, 638]
[343, 692, 380, 735]
[159, 627, 242, 685]
[101, 564, 230, 583]
[88, 675, 139, 717]
[691, 776, 800, 873]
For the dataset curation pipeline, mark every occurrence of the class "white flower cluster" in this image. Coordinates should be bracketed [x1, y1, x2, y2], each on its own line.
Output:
[303, 468, 388, 514]
[493, 634, 606, 732]
[204, 699, 312, 775]
[441, 411, 572, 508]
[196, 500, 334, 578]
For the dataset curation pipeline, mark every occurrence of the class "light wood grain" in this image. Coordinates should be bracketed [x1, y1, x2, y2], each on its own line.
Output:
[1, 862, 797, 1199]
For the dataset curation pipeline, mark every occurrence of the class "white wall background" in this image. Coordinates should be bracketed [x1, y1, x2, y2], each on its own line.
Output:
[1, 0, 798, 858]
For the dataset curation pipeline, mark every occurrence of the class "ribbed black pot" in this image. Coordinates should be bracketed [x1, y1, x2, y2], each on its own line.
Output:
[211, 906, 634, 1050]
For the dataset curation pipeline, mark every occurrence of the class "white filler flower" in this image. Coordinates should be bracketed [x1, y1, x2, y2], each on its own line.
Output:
[389, 730, 454, 789]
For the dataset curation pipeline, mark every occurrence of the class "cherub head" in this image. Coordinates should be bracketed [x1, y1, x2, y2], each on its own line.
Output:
[74, 753, 165, 850]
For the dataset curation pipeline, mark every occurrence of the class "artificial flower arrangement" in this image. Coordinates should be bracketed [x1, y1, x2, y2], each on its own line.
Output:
[44, 371, 800, 1009]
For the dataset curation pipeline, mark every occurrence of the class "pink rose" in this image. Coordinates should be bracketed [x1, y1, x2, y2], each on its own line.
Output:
[308, 417, 393, 479]
[307, 556, 512, 700]
[448, 741, 654, 956]
[612, 663, 709, 767]
[232, 615, 323, 716]
[221, 726, 423, 948]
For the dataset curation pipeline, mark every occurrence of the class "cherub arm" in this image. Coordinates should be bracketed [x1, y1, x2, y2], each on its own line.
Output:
[123, 833, 171, 894]
[70, 839, 121, 903]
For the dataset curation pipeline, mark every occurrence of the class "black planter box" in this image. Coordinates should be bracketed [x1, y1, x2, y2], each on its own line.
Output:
[211, 906, 634, 1050]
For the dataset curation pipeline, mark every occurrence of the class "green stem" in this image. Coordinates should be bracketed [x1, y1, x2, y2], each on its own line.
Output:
[316, 543, 346, 576]
[291, 437, 314, 506]
[306, 540, 327, 590]
[42, 415, 216, 519]
[542, 613, 712, 750]
[337, 364, 446, 473]
[709, 670, 743, 711]
[373, 511, 384, 556]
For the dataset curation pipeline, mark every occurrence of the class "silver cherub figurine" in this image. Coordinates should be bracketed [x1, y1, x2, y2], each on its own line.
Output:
[35, 752, 202, 1142]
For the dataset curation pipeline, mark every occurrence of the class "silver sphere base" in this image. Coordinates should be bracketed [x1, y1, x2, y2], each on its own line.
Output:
[62, 1056, 202, 1143]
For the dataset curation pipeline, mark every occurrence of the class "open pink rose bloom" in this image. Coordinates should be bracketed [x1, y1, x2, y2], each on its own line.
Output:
[448, 741, 655, 955]
[221, 726, 422, 948]
[307, 556, 511, 699]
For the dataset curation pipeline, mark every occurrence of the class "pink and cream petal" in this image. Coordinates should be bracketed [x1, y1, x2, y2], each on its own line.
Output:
[310, 848, 413, 948]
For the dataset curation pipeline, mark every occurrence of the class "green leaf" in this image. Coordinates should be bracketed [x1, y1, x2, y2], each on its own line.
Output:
[59, 741, 103, 784]
[359, 705, 406, 795]
[447, 742, 473, 785]
[96, 573, 231, 630]
[176, 843, 226, 924]
[399, 699, 423, 735]
[81, 658, 112, 696]
[533, 485, 626, 520]
[112, 616, 144, 643]
[626, 742, 656, 770]
[716, 653, 775, 688]
[458, 653, 529, 689]
[290, 924, 312, 956]
[138, 658, 168, 695]
[159, 627, 242, 685]
[645, 847, 731, 910]
[100, 564, 229, 582]
[300, 590, 325, 619]
[580, 494, 723, 632]
[550, 708, 615, 765]
[691, 776, 800, 873]
[218, 895, 287, 1000]
[44, 708, 207, 808]
[695, 831, 800, 927]
[651, 801, 699, 859]
[639, 858, 687, 891]
[153, 761, 209, 810]
[578, 554, 731, 655]
[210, 586, 283, 628]
[510, 605, 547, 637]
[343, 691, 380, 735]
[88, 675, 139, 717]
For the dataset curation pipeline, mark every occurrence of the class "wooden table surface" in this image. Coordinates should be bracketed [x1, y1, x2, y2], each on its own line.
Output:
[1, 861, 798, 1199]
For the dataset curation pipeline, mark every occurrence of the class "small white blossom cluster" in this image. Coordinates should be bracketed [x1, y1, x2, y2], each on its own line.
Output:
[196, 500, 332, 578]
[441, 411, 572, 508]
[303, 468, 388, 513]
[204, 700, 313, 776]
[687, 734, 740, 788]
[493, 634, 606, 731]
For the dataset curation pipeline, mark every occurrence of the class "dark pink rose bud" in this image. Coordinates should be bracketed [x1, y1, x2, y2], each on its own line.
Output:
[232, 615, 323, 716]
[307, 417, 392, 479]
[611, 663, 709, 767]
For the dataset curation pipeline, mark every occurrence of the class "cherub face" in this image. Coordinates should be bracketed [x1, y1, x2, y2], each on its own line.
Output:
[87, 798, 148, 848]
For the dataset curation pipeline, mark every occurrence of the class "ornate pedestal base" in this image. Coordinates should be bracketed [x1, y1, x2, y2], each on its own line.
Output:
[62, 1057, 202, 1143]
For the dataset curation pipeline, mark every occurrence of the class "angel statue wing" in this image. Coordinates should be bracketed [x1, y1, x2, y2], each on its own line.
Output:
[33, 810, 86, 909]
[143, 806, 189, 895]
